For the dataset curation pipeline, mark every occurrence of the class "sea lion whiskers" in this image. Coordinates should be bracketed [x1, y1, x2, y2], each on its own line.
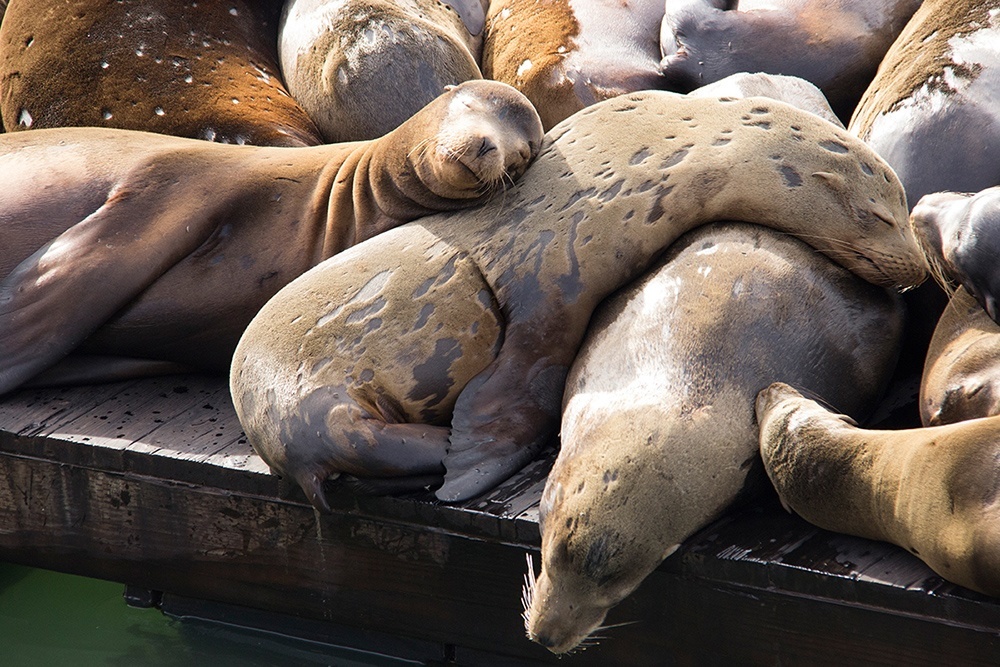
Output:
[789, 231, 919, 289]
[521, 552, 538, 633]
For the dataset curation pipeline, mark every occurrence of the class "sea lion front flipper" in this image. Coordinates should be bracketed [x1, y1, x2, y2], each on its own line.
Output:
[438, 347, 568, 502]
[0, 193, 221, 394]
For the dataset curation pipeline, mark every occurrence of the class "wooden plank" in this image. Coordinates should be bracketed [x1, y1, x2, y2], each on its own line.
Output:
[0, 381, 140, 436]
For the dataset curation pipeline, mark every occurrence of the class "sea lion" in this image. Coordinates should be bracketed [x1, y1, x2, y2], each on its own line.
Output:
[690, 72, 843, 127]
[230, 91, 927, 511]
[850, 0, 1000, 210]
[278, 0, 487, 142]
[482, 0, 666, 131]
[921, 287, 1000, 426]
[911, 188, 1000, 323]
[0, 80, 542, 392]
[524, 223, 903, 654]
[757, 381, 1000, 598]
[0, 0, 322, 146]
[660, 0, 922, 123]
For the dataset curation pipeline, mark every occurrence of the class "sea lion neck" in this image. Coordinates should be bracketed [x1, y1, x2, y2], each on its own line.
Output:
[314, 139, 469, 263]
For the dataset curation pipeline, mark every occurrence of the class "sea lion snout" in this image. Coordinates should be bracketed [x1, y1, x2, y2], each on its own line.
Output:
[911, 188, 1000, 321]
[422, 80, 543, 197]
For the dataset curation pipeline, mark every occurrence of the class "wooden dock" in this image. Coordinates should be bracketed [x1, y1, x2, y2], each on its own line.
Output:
[1, 374, 999, 665]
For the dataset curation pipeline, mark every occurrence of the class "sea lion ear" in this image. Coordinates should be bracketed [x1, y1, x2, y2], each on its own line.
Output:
[811, 171, 847, 187]
[444, 84, 457, 92]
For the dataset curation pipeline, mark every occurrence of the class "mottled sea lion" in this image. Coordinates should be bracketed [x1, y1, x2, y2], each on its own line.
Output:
[0, 80, 542, 392]
[921, 287, 1000, 426]
[0, 0, 322, 145]
[483, 0, 666, 130]
[230, 92, 927, 511]
[278, 0, 487, 142]
[757, 381, 1000, 598]
[524, 223, 903, 654]
[660, 0, 922, 122]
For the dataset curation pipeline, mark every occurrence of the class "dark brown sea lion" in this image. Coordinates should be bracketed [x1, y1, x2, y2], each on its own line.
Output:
[850, 0, 1000, 209]
[278, 0, 487, 142]
[911, 188, 1000, 323]
[230, 91, 927, 511]
[0, 80, 542, 392]
[920, 287, 1000, 426]
[0, 0, 322, 145]
[911, 190, 1000, 425]
[660, 0, 922, 122]
[757, 381, 1000, 598]
[524, 223, 903, 654]
[482, 0, 666, 130]
[847, 0, 1000, 427]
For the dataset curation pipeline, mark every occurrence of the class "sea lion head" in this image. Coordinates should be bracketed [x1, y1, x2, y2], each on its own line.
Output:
[406, 79, 544, 201]
[911, 188, 1000, 321]
[524, 414, 678, 654]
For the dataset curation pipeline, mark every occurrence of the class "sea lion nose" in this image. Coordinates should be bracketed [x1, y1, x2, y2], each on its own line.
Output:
[532, 632, 557, 649]
[477, 136, 497, 158]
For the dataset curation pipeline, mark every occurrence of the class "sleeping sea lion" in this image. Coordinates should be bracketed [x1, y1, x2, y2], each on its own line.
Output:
[921, 287, 1000, 426]
[0, 80, 542, 392]
[850, 0, 1000, 209]
[0, 0, 322, 145]
[660, 0, 923, 123]
[230, 91, 926, 511]
[278, 0, 487, 142]
[525, 223, 903, 654]
[482, 0, 666, 130]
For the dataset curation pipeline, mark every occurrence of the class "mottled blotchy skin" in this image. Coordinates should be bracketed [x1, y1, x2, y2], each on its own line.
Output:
[279, 0, 487, 142]
[921, 287, 1000, 426]
[483, 0, 666, 130]
[850, 0, 1000, 209]
[757, 382, 1000, 598]
[0, 0, 322, 146]
[0, 80, 541, 393]
[525, 223, 902, 654]
[661, 0, 922, 122]
[231, 91, 926, 511]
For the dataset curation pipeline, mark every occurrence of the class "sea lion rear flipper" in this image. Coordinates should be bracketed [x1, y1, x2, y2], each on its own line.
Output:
[437, 351, 567, 502]
[0, 192, 221, 394]
[284, 420, 451, 511]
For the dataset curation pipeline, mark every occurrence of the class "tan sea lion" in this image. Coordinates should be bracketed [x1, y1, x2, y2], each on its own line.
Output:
[757, 381, 1000, 598]
[921, 287, 1000, 426]
[524, 223, 903, 654]
[278, 0, 487, 142]
[0, 0, 322, 146]
[661, 0, 923, 123]
[482, 0, 666, 131]
[230, 91, 927, 511]
[0, 80, 542, 392]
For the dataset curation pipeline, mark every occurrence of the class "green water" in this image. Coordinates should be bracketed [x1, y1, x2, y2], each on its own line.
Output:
[0, 562, 414, 667]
